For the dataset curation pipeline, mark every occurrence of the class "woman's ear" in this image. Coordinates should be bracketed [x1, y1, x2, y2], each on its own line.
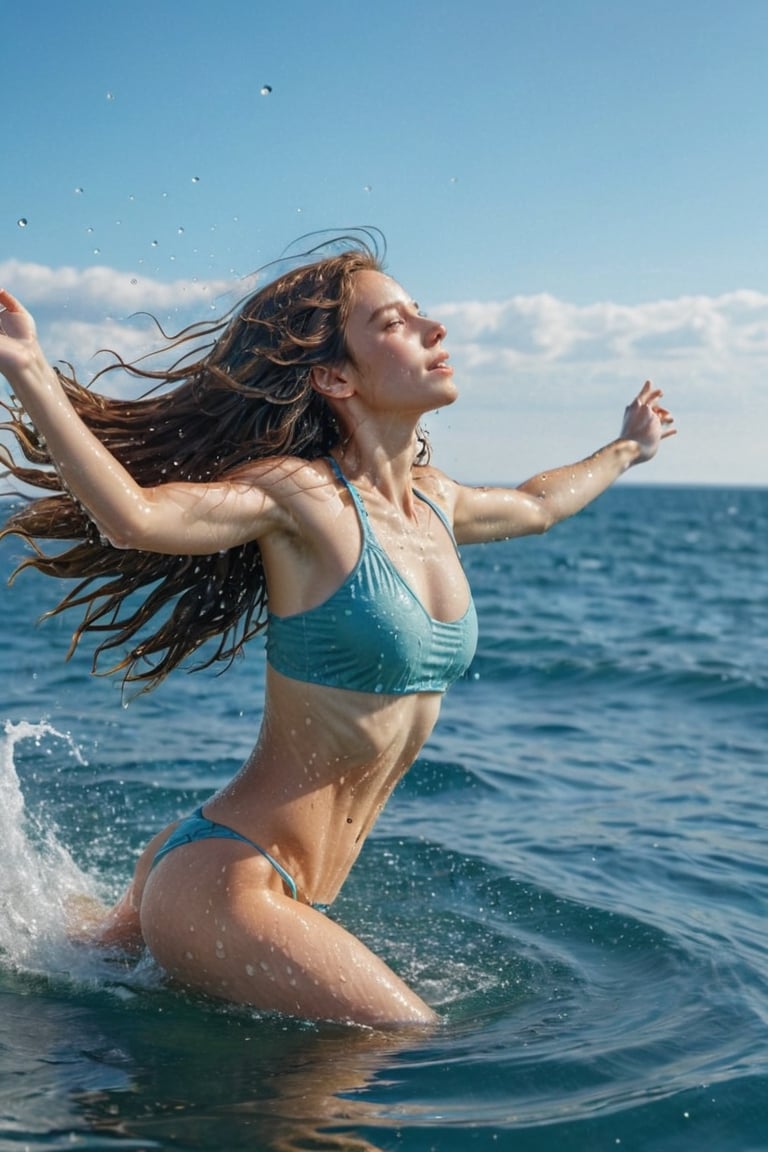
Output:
[310, 364, 355, 399]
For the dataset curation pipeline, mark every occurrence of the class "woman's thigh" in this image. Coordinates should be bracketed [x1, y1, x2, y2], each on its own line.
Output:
[139, 845, 437, 1028]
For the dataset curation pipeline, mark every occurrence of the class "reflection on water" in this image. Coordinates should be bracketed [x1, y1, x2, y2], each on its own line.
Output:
[1, 972, 430, 1152]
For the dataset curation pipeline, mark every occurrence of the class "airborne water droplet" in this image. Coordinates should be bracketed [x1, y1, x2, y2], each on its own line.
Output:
[17, 218, 28, 228]
[191, 176, 200, 183]
[260, 84, 272, 95]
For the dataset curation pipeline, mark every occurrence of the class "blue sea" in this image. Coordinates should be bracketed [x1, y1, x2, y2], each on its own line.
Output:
[1, 484, 766, 1152]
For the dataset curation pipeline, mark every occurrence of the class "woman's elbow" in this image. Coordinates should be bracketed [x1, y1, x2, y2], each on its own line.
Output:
[93, 503, 158, 552]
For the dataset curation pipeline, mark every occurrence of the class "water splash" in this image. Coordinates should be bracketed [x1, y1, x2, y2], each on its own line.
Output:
[0, 721, 125, 987]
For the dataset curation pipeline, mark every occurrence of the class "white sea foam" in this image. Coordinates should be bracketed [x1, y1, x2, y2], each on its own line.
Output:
[0, 720, 156, 993]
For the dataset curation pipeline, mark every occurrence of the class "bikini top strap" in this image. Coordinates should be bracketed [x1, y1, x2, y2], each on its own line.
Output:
[326, 456, 371, 528]
[326, 457, 458, 551]
[413, 486, 457, 543]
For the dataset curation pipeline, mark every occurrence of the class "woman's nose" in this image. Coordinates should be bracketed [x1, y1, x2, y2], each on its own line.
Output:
[425, 317, 447, 343]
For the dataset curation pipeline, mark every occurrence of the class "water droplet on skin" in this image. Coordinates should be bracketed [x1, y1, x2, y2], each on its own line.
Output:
[260, 84, 272, 95]
[245, 964, 255, 976]
[17, 218, 28, 228]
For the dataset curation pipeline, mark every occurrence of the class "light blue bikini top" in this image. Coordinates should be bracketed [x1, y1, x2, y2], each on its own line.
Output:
[266, 458, 478, 695]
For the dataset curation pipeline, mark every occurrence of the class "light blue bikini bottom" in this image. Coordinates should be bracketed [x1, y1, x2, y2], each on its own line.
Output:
[151, 807, 330, 914]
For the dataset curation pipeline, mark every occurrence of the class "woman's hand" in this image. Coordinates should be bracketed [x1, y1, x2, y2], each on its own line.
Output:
[620, 380, 676, 464]
[0, 289, 43, 383]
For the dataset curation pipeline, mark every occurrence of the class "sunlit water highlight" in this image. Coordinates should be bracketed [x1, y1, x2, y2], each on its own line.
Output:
[1, 485, 766, 1151]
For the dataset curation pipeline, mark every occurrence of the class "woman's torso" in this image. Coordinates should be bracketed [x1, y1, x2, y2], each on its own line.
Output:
[166, 457, 477, 906]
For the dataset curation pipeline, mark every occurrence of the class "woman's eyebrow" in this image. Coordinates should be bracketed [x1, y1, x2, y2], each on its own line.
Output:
[367, 299, 418, 324]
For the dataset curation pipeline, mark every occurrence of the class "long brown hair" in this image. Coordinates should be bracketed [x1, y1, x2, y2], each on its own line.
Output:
[0, 233, 429, 692]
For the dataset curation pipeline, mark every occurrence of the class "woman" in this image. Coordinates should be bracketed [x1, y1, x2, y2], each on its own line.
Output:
[0, 238, 674, 1027]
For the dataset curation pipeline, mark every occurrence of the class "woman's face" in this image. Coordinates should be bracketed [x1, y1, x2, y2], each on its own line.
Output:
[340, 270, 458, 415]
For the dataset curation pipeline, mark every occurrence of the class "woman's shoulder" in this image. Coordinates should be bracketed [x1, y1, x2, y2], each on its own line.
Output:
[225, 454, 335, 495]
[224, 456, 344, 539]
[412, 464, 459, 507]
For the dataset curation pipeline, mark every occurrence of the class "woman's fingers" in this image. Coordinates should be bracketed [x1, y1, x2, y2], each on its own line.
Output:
[0, 291, 37, 342]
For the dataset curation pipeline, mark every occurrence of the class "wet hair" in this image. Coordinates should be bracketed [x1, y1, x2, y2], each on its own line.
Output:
[0, 232, 431, 692]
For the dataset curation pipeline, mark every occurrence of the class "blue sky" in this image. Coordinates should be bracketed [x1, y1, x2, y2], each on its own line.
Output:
[2, 0, 767, 485]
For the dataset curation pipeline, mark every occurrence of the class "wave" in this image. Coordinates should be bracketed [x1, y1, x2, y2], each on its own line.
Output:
[0, 721, 166, 998]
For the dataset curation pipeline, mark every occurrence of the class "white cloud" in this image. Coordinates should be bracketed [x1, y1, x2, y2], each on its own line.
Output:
[2, 261, 766, 485]
[427, 288, 768, 486]
[0, 259, 236, 317]
[431, 290, 768, 485]
[438, 288, 768, 431]
[438, 289, 768, 363]
[0, 259, 241, 393]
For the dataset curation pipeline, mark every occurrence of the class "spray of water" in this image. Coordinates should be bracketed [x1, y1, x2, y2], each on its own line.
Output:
[0, 720, 148, 990]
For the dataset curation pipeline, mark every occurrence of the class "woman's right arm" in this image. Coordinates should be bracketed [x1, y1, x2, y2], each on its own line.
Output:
[0, 289, 285, 554]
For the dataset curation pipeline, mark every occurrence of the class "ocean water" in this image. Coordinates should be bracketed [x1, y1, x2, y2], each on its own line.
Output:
[0, 484, 766, 1152]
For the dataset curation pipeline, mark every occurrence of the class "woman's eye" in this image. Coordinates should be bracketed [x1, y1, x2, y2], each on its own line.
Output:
[385, 317, 404, 329]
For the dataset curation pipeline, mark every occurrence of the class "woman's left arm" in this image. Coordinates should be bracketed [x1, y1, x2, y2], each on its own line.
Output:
[452, 381, 675, 545]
